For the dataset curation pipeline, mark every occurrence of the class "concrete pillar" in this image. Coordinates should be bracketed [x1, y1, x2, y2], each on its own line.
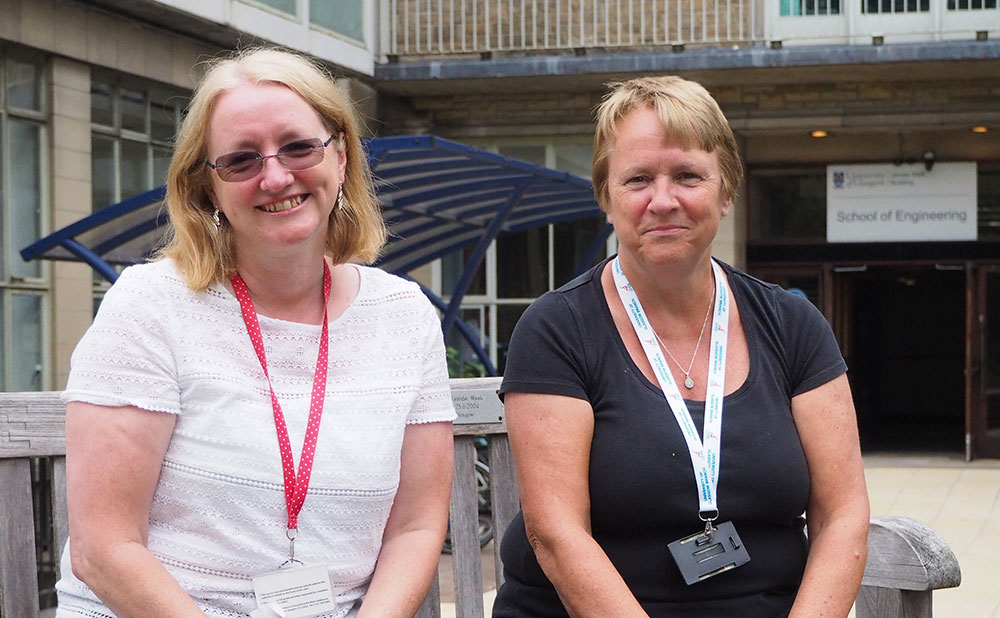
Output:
[49, 57, 93, 390]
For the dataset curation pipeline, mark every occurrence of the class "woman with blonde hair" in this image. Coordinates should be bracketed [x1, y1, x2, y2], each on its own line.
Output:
[56, 48, 455, 618]
[493, 75, 869, 617]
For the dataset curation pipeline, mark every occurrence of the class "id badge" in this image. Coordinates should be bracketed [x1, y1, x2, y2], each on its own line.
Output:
[252, 563, 338, 618]
[667, 520, 750, 586]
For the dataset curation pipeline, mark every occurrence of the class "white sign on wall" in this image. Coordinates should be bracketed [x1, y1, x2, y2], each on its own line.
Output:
[826, 162, 977, 243]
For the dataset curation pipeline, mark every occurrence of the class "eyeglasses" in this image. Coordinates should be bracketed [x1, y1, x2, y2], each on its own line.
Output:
[207, 135, 337, 182]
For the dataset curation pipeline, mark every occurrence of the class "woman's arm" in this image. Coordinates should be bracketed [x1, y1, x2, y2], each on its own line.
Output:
[788, 373, 870, 618]
[357, 420, 454, 618]
[65, 401, 208, 618]
[506, 392, 649, 618]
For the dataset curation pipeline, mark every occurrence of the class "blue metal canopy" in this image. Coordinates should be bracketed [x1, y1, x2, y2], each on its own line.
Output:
[21, 135, 607, 375]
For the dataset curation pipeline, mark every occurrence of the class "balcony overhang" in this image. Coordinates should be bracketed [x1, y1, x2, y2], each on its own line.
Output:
[374, 40, 1000, 96]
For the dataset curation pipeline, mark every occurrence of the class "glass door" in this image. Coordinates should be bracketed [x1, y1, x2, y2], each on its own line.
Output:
[973, 265, 1000, 458]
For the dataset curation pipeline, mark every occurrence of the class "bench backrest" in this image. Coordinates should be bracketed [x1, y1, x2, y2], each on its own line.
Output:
[1, 381, 961, 618]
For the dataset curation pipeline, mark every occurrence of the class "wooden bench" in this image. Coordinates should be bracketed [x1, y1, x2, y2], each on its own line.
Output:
[1, 379, 962, 618]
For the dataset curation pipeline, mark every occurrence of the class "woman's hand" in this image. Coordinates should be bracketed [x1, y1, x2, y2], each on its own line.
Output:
[788, 374, 871, 618]
[66, 402, 209, 618]
[506, 392, 650, 618]
[357, 420, 453, 618]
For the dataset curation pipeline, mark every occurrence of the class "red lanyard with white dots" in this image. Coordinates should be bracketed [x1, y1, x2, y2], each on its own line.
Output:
[231, 262, 331, 541]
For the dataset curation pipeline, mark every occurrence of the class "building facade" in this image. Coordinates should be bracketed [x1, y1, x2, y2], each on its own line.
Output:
[373, 1, 1000, 459]
[0, 0, 382, 393]
[2, 0, 998, 457]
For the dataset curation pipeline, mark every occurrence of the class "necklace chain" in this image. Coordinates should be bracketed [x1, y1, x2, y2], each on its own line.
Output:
[651, 291, 715, 389]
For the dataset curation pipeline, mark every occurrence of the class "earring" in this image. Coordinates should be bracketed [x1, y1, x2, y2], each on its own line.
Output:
[336, 184, 345, 211]
[212, 208, 221, 229]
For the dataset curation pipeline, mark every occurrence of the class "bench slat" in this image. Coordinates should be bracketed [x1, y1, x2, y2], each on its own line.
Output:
[52, 457, 69, 577]
[450, 436, 485, 618]
[0, 458, 41, 618]
[486, 435, 518, 590]
[414, 570, 441, 618]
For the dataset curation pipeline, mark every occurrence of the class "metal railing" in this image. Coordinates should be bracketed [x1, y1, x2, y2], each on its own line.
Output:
[382, 0, 999, 58]
[386, 0, 759, 55]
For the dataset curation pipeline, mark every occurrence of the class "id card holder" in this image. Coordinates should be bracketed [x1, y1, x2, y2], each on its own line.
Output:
[667, 520, 750, 586]
[252, 563, 337, 618]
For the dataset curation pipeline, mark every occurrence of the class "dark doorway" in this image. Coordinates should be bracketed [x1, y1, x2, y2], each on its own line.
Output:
[845, 266, 966, 453]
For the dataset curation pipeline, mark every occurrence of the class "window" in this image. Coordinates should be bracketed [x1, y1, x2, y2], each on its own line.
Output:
[979, 166, 1000, 239]
[311, 0, 365, 42]
[89, 74, 184, 290]
[948, 0, 996, 8]
[748, 170, 827, 243]
[247, 0, 297, 15]
[90, 76, 182, 213]
[780, 0, 841, 15]
[1, 50, 47, 390]
[862, 0, 928, 14]
[437, 140, 610, 374]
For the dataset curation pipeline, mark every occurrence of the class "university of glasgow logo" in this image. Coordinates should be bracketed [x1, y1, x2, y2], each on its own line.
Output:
[833, 171, 845, 189]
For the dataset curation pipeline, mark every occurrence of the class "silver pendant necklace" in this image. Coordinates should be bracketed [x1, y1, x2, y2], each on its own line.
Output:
[651, 291, 715, 390]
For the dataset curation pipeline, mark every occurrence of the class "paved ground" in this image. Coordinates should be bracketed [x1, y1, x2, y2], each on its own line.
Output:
[862, 454, 1000, 618]
[439, 454, 1000, 618]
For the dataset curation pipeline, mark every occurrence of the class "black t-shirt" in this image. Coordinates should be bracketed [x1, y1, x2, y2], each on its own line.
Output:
[493, 257, 847, 618]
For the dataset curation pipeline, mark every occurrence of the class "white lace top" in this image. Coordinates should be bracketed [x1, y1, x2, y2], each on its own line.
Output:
[55, 259, 456, 618]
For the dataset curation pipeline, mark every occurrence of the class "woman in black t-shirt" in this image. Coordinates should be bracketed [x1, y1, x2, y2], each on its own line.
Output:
[493, 76, 869, 618]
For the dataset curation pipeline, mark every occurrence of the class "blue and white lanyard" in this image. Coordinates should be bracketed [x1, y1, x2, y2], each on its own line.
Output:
[612, 257, 731, 516]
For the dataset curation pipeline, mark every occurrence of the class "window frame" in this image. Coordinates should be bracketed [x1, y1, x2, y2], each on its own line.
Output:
[89, 72, 185, 295]
[0, 47, 50, 390]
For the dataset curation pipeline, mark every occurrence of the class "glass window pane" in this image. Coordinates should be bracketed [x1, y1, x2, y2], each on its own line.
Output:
[9, 120, 42, 279]
[446, 307, 488, 378]
[6, 57, 42, 110]
[120, 139, 150, 198]
[91, 81, 114, 127]
[11, 293, 42, 391]
[311, 0, 365, 41]
[150, 100, 176, 142]
[153, 146, 172, 187]
[749, 171, 826, 242]
[497, 304, 529, 374]
[92, 135, 116, 211]
[256, 0, 297, 14]
[497, 228, 549, 298]
[979, 167, 1000, 239]
[442, 246, 487, 296]
[553, 143, 592, 178]
[781, 0, 801, 15]
[987, 273, 1000, 432]
[120, 88, 147, 133]
[553, 217, 607, 287]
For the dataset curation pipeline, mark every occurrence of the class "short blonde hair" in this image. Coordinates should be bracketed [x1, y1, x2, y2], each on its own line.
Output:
[159, 47, 386, 291]
[592, 76, 743, 212]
